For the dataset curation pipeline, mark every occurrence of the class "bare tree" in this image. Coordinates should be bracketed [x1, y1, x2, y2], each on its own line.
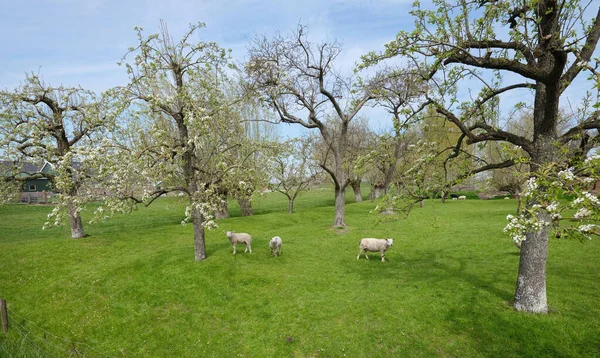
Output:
[246, 25, 378, 227]
[270, 136, 323, 213]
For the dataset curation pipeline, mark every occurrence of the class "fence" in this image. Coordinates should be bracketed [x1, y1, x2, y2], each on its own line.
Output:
[0, 298, 113, 357]
[20, 191, 55, 204]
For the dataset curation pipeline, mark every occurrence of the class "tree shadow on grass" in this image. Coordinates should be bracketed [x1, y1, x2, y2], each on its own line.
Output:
[350, 252, 514, 302]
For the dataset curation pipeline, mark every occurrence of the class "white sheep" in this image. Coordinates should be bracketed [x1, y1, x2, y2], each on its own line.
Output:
[458, 195, 467, 200]
[357, 238, 394, 262]
[269, 236, 282, 256]
[225, 231, 252, 254]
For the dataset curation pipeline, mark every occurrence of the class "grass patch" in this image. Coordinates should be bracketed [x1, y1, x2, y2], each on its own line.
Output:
[1, 191, 599, 357]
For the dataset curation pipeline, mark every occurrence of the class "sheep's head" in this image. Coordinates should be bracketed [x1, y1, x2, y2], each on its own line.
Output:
[386, 239, 394, 246]
[225, 231, 234, 238]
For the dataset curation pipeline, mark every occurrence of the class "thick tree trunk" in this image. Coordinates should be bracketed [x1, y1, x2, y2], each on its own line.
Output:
[514, 212, 550, 313]
[288, 199, 294, 214]
[513, 78, 560, 313]
[369, 184, 386, 200]
[215, 199, 229, 219]
[238, 198, 253, 216]
[333, 186, 346, 227]
[67, 202, 86, 239]
[351, 180, 362, 202]
[192, 207, 206, 261]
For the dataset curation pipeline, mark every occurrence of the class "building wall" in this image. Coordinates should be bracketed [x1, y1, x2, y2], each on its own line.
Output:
[23, 179, 51, 192]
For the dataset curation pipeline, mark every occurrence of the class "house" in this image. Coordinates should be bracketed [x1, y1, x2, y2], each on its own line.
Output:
[1, 160, 55, 203]
[1, 160, 53, 192]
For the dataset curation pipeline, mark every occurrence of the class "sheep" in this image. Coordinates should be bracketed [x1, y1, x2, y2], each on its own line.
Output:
[269, 236, 283, 256]
[225, 231, 252, 254]
[357, 238, 394, 262]
[452, 197, 458, 200]
[458, 195, 467, 200]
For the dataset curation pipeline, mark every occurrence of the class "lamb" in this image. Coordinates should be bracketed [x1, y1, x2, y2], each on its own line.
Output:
[357, 238, 394, 262]
[458, 195, 467, 200]
[269, 236, 283, 256]
[225, 231, 252, 254]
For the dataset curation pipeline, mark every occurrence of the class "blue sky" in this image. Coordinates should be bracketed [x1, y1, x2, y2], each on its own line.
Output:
[0, 0, 414, 92]
[0, 0, 417, 137]
[1, 1, 597, 137]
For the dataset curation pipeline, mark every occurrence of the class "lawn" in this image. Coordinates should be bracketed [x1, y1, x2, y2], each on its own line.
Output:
[0, 189, 599, 357]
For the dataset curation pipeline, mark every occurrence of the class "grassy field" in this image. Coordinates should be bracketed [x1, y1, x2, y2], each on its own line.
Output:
[0, 188, 599, 357]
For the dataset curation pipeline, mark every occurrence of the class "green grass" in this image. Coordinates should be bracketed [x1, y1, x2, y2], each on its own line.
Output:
[1, 189, 599, 357]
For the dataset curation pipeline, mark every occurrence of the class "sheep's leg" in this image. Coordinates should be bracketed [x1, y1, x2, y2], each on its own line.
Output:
[357, 249, 363, 260]
[233, 243, 237, 255]
[248, 243, 252, 254]
[381, 251, 385, 262]
[365, 251, 369, 260]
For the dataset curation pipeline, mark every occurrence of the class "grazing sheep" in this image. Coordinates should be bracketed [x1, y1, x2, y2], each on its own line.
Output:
[225, 231, 252, 254]
[452, 197, 458, 200]
[357, 238, 394, 262]
[269, 236, 283, 256]
[458, 195, 467, 200]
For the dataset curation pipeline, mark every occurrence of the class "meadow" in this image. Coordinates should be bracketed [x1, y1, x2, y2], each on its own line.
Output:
[0, 189, 599, 357]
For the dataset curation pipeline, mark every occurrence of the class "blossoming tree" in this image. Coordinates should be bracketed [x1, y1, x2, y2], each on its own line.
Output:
[0, 74, 119, 238]
[106, 21, 260, 261]
[363, 0, 600, 313]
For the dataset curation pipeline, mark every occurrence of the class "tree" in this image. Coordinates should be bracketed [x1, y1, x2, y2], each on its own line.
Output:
[246, 25, 378, 227]
[350, 67, 428, 201]
[363, 0, 600, 313]
[0, 74, 117, 238]
[270, 136, 323, 213]
[231, 100, 278, 217]
[114, 21, 254, 261]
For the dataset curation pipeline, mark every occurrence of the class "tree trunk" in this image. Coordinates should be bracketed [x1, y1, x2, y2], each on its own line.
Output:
[215, 199, 229, 219]
[333, 185, 346, 227]
[514, 211, 550, 313]
[369, 184, 386, 200]
[192, 206, 206, 261]
[238, 198, 253, 216]
[67, 202, 86, 239]
[419, 200, 424, 208]
[351, 180, 362, 202]
[288, 199, 294, 214]
[513, 78, 560, 313]
[441, 190, 447, 203]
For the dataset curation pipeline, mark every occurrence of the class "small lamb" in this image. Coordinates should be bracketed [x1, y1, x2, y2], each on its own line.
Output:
[269, 236, 283, 256]
[225, 231, 252, 254]
[357, 238, 394, 262]
[458, 195, 467, 200]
